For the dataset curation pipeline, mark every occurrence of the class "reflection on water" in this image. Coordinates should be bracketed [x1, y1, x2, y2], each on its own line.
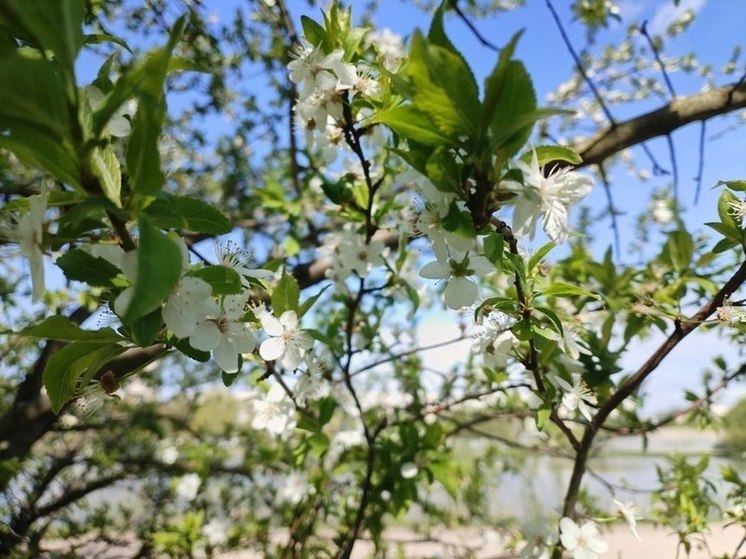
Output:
[486, 428, 744, 519]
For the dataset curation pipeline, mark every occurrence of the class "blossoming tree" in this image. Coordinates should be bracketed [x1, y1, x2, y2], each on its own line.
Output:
[1, 1, 745, 558]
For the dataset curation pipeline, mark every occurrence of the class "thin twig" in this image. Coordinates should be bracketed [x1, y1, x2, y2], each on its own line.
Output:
[639, 21, 677, 98]
[449, 0, 499, 52]
[665, 133, 679, 202]
[597, 164, 621, 257]
[545, 0, 615, 126]
[694, 121, 706, 205]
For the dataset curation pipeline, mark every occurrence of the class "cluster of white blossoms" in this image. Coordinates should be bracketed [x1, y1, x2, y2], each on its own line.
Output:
[319, 225, 388, 284]
[288, 39, 383, 156]
[87, 239, 316, 376]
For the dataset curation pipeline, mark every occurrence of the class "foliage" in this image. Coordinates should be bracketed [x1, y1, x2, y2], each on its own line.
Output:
[0, 1, 745, 558]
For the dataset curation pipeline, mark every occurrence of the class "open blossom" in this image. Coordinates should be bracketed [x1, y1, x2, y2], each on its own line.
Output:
[162, 276, 219, 338]
[716, 299, 746, 323]
[276, 472, 311, 505]
[559, 517, 608, 559]
[507, 151, 593, 243]
[215, 240, 273, 287]
[251, 383, 297, 436]
[16, 187, 47, 302]
[259, 310, 313, 370]
[189, 292, 256, 373]
[416, 203, 474, 261]
[288, 45, 356, 99]
[420, 252, 494, 310]
[613, 498, 642, 541]
[554, 373, 598, 422]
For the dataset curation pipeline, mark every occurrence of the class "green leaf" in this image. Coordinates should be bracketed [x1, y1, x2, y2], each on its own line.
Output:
[425, 148, 461, 193]
[716, 180, 746, 192]
[705, 221, 741, 241]
[483, 233, 505, 266]
[521, 145, 583, 167]
[222, 371, 239, 387]
[121, 216, 183, 323]
[0, 52, 81, 188]
[717, 190, 741, 231]
[1, 190, 81, 213]
[42, 341, 123, 414]
[666, 229, 694, 273]
[126, 307, 163, 346]
[483, 31, 523, 124]
[56, 248, 121, 287]
[144, 197, 189, 230]
[83, 33, 132, 53]
[299, 285, 330, 318]
[169, 195, 232, 234]
[0, 0, 85, 76]
[126, 17, 185, 198]
[428, 2, 479, 106]
[318, 396, 337, 426]
[539, 282, 601, 300]
[21, 315, 121, 342]
[442, 202, 476, 237]
[374, 105, 451, 145]
[173, 338, 211, 362]
[272, 273, 300, 315]
[528, 242, 555, 272]
[190, 266, 243, 295]
[89, 145, 121, 207]
[301, 15, 328, 49]
[408, 31, 480, 138]
[536, 407, 551, 430]
[486, 58, 538, 155]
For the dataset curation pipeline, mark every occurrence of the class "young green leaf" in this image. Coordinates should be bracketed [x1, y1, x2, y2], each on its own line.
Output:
[126, 16, 185, 198]
[21, 315, 122, 343]
[42, 341, 124, 414]
[272, 273, 300, 315]
[56, 248, 121, 287]
[121, 216, 183, 324]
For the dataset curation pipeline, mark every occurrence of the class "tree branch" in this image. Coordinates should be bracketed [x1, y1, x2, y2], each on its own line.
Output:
[573, 82, 746, 169]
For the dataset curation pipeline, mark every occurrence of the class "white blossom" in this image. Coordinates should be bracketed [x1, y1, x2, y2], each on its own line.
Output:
[189, 293, 256, 373]
[202, 517, 229, 547]
[420, 253, 494, 310]
[162, 277, 219, 338]
[259, 310, 313, 370]
[559, 517, 608, 559]
[276, 472, 311, 505]
[251, 383, 297, 436]
[554, 373, 598, 422]
[507, 151, 594, 243]
[613, 497, 642, 541]
[175, 473, 201, 501]
[215, 240, 273, 287]
[650, 198, 674, 225]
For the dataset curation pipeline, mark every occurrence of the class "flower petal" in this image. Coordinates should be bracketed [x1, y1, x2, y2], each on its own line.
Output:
[213, 340, 241, 373]
[419, 260, 450, 280]
[260, 337, 286, 362]
[444, 277, 477, 310]
[260, 313, 284, 337]
[190, 321, 221, 351]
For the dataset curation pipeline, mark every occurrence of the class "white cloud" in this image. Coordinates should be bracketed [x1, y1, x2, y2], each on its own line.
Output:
[648, 0, 706, 35]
